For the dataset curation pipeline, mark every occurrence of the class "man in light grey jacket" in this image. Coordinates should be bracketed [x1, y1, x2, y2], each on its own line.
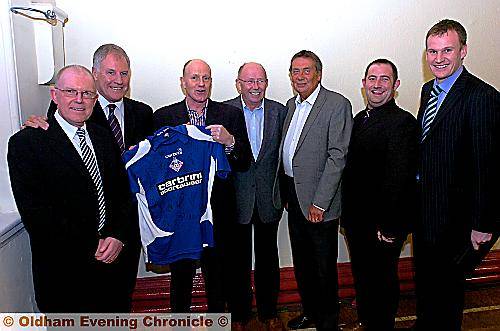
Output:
[275, 50, 353, 331]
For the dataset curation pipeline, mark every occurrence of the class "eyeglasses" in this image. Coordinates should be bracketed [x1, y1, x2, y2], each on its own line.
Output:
[238, 78, 268, 86]
[55, 88, 97, 99]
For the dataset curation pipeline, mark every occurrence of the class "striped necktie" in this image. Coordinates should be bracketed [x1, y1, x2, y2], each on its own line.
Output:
[76, 128, 106, 232]
[421, 85, 443, 142]
[107, 104, 125, 153]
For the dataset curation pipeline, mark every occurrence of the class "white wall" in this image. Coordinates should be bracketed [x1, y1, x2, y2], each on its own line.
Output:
[56, 0, 499, 113]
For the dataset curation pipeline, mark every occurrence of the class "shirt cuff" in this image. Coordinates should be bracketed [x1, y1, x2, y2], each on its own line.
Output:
[312, 204, 325, 212]
[224, 136, 235, 154]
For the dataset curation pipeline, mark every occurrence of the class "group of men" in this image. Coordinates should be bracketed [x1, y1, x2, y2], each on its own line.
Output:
[7, 18, 498, 331]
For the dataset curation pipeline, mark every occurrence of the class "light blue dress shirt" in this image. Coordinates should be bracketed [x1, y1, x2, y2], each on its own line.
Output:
[242, 97, 264, 161]
[434, 65, 463, 110]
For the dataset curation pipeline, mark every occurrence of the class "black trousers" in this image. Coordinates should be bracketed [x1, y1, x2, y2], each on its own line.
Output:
[345, 227, 404, 330]
[413, 237, 466, 331]
[227, 204, 281, 322]
[285, 176, 339, 330]
[169, 246, 226, 313]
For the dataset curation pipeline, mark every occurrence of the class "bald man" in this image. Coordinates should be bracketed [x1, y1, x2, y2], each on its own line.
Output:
[8, 65, 135, 312]
[153, 59, 252, 313]
[223, 62, 287, 330]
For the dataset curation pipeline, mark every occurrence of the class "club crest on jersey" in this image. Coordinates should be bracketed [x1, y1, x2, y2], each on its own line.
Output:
[169, 157, 183, 172]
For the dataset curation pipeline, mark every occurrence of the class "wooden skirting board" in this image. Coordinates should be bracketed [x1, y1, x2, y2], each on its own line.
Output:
[132, 249, 500, 313]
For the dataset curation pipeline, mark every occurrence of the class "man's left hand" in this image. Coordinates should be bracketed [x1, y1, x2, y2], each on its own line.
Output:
[307, 205, 324, 223]
[206, 125, 234, 146]
[95, 237, 124, 263]
[471, 229, 493, 250]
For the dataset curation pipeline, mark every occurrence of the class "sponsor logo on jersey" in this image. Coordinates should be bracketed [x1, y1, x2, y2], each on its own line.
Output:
[157, 172, 203, 195]
[165, 148, 183, 159]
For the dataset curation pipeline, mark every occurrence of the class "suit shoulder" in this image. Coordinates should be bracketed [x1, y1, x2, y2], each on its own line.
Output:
[213, 100, 241, 115]
[464, 72, 499, 95]
[392, 108, 418, 128]
[8, 127, 44, 146]
[222, 96, 241, 108]
[155, 100, 184, 115]
[124, 97, 153, 112]
[265, 98, 287, 112]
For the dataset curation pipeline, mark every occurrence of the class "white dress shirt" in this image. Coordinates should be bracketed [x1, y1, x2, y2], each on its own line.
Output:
[54, 111, 96, 158]
[99, 95, 125, 139]
[282, 84, 321, 177]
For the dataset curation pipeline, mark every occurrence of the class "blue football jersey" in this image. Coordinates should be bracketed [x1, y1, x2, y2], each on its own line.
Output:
[123, 125, 231, 265]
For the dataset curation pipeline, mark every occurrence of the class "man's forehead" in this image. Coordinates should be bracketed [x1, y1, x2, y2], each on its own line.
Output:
[367, 64, 393, 76]
[60, 70, 93, 84]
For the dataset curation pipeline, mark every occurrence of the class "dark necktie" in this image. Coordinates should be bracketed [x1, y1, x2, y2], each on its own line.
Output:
[107, 104, 125, 153]
[421, 85, 443, 142]
[76, 128, 106, 232]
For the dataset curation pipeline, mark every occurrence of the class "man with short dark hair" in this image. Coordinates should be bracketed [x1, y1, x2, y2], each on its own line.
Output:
[8, 65, 135, 312]
[342, 58, 418, 330]
[415, 19, 499, 330]
[276, 50, 353, 330]
[224, 62, 287, 330]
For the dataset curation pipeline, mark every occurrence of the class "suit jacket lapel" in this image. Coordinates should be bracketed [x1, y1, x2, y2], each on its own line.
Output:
[122, 97, 136, 147]
[281, 98, 296, 153]
[177, 101, 191, 125]
[428, 69, 468, 133]
[295, 86, 326, 154]
[87, 125, 108, 186]
[206, 99, 221, 126]
[46, 117, 93, 185]
[417, 83, 433, 125]
[90, 101, 108, 127]
[257, 98, 277, 162]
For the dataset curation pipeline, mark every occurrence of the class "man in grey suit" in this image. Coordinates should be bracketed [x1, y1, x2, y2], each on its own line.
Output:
[224, 62, 287, 331]
[275, 50, 353, 331]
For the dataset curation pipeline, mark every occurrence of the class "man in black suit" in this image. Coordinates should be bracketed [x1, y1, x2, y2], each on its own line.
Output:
[24, 44, 153, 311]
[415, 19, 499, 330]
[342, 59, 418, 330]
[153, 59, 252, 313]
[223, 62, 287, 330]
[8, 65, 135, 312]
[32, 44, 153, 149]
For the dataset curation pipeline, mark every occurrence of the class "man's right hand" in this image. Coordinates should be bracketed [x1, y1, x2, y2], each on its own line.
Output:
[23, 115, 49, 130]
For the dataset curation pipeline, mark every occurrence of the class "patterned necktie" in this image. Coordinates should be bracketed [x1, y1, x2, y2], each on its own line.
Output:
[421, 85, 443, 142]
[107, 104, 125, 153]
[76, 128, 106, 232]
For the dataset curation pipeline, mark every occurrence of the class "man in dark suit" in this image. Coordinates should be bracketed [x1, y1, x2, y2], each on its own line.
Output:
[223, 62, 287, 330]
[38, 44, 153, 149]
[24, 44, 153, 311]
[8, 65, 135, 312]
[275, 50, 353, 330]
[342, 59, 418, 330]
[415, 19, 499, 330]
[153, 59, 252, 313]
